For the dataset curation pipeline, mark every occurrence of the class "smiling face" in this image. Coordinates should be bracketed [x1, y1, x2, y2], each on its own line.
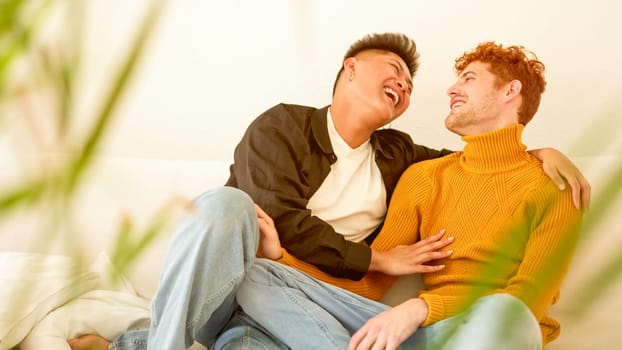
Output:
[445, 61, 511, 136]
[344, 50, 413, 128]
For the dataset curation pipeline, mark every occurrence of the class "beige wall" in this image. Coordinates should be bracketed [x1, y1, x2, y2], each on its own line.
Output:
[65, 0, 622, 163]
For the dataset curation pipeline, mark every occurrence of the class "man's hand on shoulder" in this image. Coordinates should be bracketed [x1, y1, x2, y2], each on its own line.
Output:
[529, 147, 591, 211]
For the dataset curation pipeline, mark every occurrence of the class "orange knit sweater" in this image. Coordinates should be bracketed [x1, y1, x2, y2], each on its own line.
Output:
[278, 124, 581, 344]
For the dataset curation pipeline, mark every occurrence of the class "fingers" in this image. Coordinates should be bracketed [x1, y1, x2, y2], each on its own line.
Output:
[424, 228, 446, 241]
[429, 236, 454, 251]
[358, 335, 378, 350]
[255, 204, 276, 227]
[414, 229, 445, 247]
[540, 159, 566, 190]
[581, 178, 591, 211]
[565, 172, 592, 211]
[255, 204, 271, 221]
[414, 230, 454, 252]
[417, 263, 446, 273]
[348, 329, 366, 350]
[576, 176, 591, 211]
[349, 329, 384, 350]
[425, 249, 453, 262]
[571, 181, 581, 210]
[413, 250, 452, 272]
[371, 338, 388, 350]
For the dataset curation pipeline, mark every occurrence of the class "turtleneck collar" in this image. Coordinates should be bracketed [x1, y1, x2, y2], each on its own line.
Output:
[459, 124, 531, 173]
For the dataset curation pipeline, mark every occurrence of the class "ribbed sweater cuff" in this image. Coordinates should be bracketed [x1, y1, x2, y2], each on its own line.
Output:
[419, 293, 445, 326]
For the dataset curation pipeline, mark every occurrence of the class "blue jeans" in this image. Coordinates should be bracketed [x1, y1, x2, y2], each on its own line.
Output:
[109, 187, 288, 350]
[237, 259, 543, 350]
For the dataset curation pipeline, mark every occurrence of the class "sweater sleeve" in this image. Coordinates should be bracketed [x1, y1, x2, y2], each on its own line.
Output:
[495, 181, 582, 320]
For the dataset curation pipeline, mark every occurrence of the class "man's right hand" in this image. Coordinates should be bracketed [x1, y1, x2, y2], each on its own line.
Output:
[369, 229, 454, 275]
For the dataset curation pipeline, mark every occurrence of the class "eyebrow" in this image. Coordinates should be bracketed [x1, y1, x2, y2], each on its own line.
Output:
[459, 70, 477, 79]
[390, 58, 413, 91]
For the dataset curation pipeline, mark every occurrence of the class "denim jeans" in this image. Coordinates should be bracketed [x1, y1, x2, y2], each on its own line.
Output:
[237, 259, 542, 350]
[109, 187, 287, 350]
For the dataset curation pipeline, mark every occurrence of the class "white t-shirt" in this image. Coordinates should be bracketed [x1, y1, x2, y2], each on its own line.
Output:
[307, 109, 387, 243]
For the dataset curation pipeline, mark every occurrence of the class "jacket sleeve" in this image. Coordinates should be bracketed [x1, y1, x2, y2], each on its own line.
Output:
[226, 107, 371, 280]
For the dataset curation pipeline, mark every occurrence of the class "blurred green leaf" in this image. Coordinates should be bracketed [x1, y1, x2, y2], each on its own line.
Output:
[65, 0, 167, 193]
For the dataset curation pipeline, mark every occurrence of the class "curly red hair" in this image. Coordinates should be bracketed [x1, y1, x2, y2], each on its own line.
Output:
[455, 42, 546, 125]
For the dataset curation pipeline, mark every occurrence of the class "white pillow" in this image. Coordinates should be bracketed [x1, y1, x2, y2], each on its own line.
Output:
[19, 252, 151, 350]
[20, 290, 150, 350]
[0, 253, 100, 350]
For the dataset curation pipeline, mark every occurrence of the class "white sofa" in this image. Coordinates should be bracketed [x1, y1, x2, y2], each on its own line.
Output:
[1, 154, 621, 349]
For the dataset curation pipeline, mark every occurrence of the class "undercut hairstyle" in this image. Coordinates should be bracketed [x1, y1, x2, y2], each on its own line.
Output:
[332, 33, 420, 95]
[455, 42, 547, 125]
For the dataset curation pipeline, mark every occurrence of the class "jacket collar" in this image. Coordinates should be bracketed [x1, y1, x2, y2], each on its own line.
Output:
[311, 106, 333, 155]
[370, 131, 394, 159]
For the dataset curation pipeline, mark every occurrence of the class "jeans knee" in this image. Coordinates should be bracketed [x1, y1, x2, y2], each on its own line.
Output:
[193, 186, 255, 220]
[172, 186, 258, 253]
[477, 294, 541, 344]
[487, 294, 529, 314]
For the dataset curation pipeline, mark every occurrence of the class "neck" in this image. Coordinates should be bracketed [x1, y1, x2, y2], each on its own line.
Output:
[459, 124, 531, 173]
[329, 101, 374, 148]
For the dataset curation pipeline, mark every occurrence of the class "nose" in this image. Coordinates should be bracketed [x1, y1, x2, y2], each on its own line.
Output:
[446, 83, 458, 97]
[396, 79, 405, 91]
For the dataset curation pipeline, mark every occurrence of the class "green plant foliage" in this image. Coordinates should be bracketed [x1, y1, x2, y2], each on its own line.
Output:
[0, 2, 171, 344]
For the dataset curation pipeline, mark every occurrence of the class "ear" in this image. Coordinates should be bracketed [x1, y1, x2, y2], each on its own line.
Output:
[344, 56, 357, 75]
[504, 80, 522, 101]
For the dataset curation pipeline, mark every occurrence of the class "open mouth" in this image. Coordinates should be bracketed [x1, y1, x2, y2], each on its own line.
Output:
[450, 98, 465, 110]
[384, 87, 399, 106]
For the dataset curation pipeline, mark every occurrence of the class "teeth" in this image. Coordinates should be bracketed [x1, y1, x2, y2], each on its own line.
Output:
[384, 87, 399, 106]
[452, 102, 464, 109]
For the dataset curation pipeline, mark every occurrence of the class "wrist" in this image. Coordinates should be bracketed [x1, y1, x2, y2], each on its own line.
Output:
[404, 298, 428, 325]
[369, 249, 385, 272]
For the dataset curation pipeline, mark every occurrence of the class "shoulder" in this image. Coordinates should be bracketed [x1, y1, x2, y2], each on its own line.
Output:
[397, 156, 448, 189]
[245, 103, 321, 135]
[254, 103, 319, 124]
[521, 163, 580, 219]
[373, 128, 414, 147]
[371, 129, 415, 163]
[407, 151, 460, 173]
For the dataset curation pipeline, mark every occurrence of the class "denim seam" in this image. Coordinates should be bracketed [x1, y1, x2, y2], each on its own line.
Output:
[187, 271, 245, 330]
[268, 265, 341, 350]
